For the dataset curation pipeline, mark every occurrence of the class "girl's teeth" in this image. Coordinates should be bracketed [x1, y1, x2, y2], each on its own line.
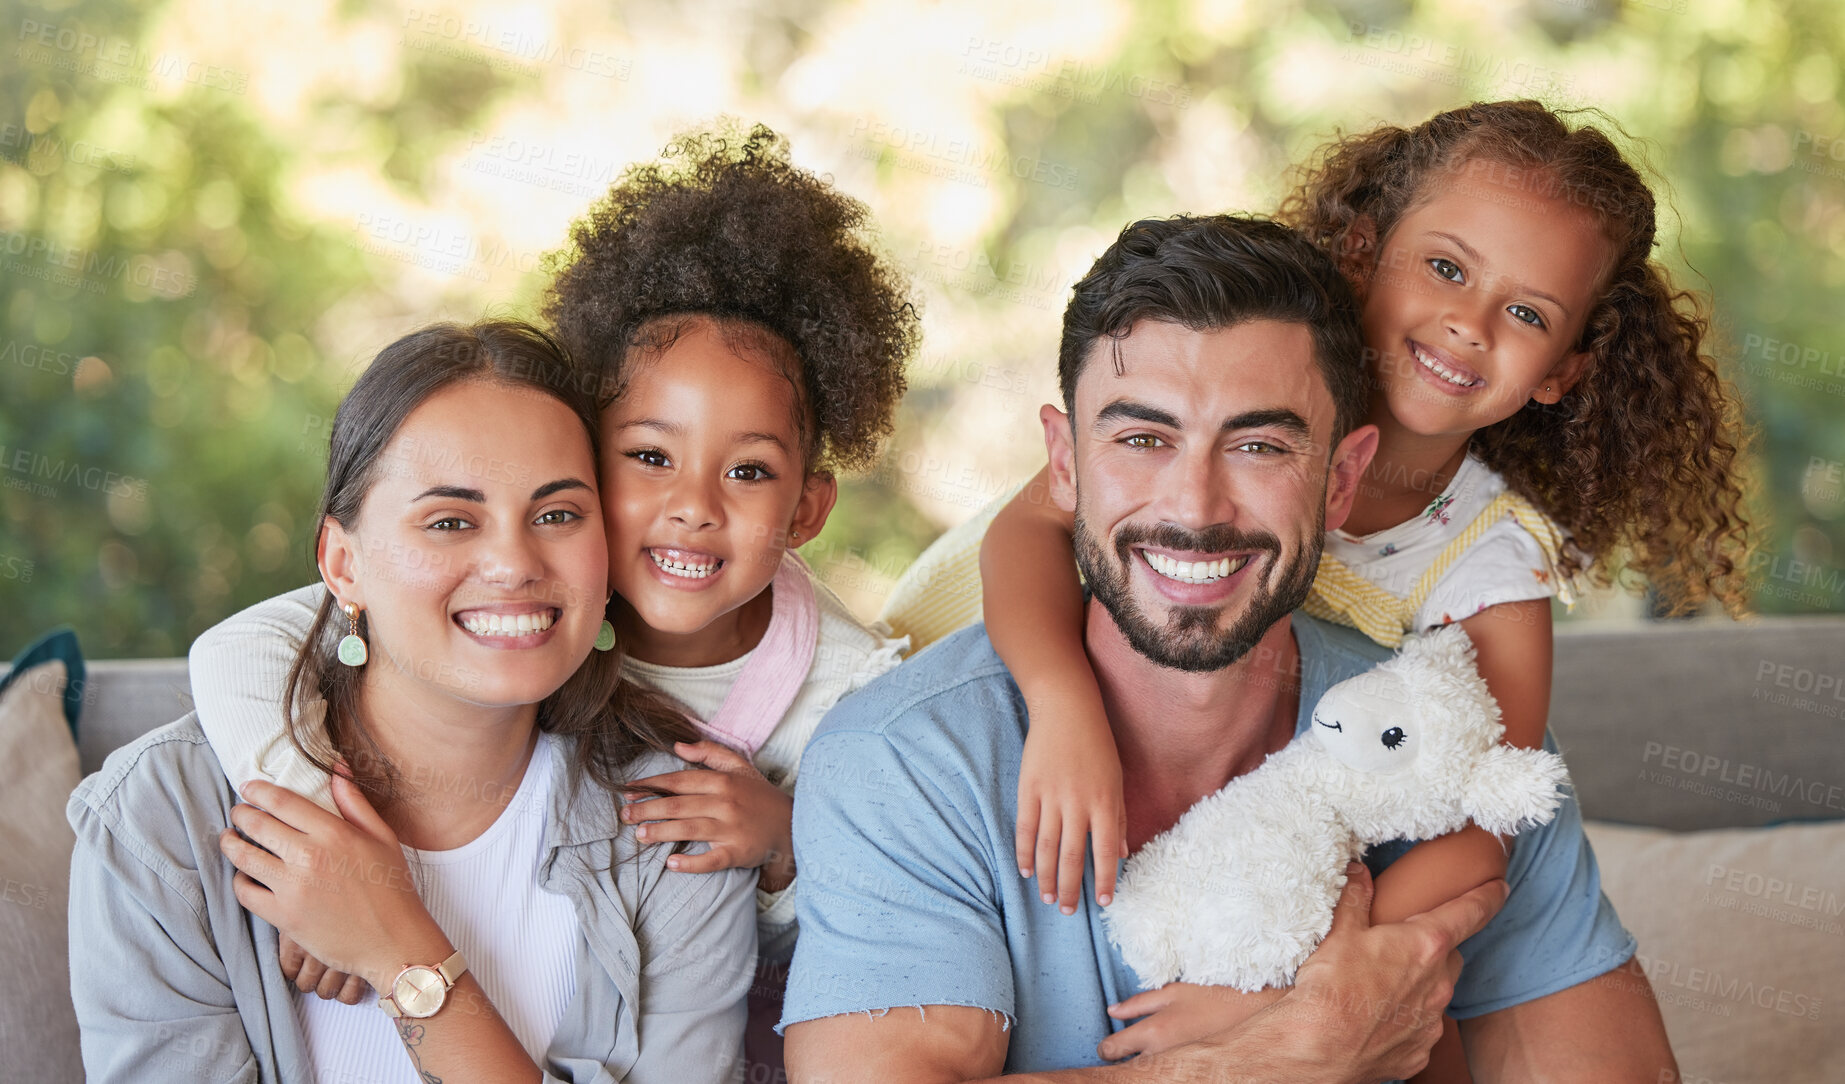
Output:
[1412, 345, 1477, 387]
[651, 550, 720, 578]
[1143, 552, 1250, 584]
[460, 610, 556, 636]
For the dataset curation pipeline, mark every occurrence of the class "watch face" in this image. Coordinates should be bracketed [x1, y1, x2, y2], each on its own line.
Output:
[391, 965, 446, 1018]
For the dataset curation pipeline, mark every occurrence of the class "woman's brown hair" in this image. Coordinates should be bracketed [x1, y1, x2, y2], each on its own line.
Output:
[1277, 99, 1753, 616]
[284, 320, 700, 805]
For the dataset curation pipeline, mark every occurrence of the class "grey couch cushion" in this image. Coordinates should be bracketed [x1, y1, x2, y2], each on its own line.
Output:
[70, 659, 192, 777]
[1550, 617, 1845, 831]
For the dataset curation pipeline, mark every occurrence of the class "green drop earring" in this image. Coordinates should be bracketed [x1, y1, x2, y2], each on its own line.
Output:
[337, 602, 369, 667]
[595, 594, 616, 652]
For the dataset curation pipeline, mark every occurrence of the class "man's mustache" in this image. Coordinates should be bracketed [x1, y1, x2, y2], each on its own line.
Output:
[1112, 522, 1282, 562]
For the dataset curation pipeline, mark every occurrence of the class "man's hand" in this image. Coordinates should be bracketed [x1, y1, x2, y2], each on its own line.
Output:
[1098, 982, 1285, 1061]
[1228, 860, 1506, 1083]
[625, 740, 797, 890]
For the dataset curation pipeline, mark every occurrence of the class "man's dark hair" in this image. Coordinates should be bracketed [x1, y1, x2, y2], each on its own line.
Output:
[1057, 214, 1367, 443]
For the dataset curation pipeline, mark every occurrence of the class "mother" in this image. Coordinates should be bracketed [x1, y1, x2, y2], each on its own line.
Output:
[65, 321, 756, 1082]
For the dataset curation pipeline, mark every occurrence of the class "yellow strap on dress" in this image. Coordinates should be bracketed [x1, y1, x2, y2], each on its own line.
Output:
[1302, 490, 1574, 649]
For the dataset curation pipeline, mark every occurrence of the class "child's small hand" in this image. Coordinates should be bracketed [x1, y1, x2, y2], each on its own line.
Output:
[279, 930, 370, 1004]
[624, 740, 796, 891]
[1098, 982, 1286, 1061]
[1016, 697, 1127, 914]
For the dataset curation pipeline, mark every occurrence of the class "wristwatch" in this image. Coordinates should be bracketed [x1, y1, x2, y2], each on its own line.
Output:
[378, 948, 468, 1020]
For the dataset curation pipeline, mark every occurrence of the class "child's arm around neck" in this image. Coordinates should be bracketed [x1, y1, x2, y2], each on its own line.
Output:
[188, 582, 336, 812]
[981, 462, 1126, 913]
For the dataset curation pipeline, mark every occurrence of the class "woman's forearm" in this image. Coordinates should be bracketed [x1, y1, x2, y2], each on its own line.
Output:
[366, 927, 543, 1084]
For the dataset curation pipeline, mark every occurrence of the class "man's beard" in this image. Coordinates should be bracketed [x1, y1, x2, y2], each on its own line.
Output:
[1074, 502, 1323, 673]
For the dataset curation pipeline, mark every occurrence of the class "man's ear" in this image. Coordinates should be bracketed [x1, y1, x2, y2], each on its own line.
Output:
[1039, 403, 1078, 513]
[317, 516, 365, 610]
[1324, 424, 1379, 533]
[1532, 348, 1593, 405]
[787, 470, 838, 549]
[1339, 215, 1380, 299]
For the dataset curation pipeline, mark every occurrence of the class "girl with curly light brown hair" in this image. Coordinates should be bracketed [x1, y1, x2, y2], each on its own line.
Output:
[1276, 98, 1751, 625]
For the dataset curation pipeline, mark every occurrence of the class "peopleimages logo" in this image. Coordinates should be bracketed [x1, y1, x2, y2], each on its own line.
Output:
[1641, 739, 1845, 813]
[1633, 952, 1824, 1021]
[0, 444, 149, 500]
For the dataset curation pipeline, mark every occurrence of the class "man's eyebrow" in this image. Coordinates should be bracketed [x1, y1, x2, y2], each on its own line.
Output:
[1223, 409, 1312, 440]
[412, 484, 485, 502]
[532, 478, 592, 500]
[1093, 399, 1182, 431]
[1430, 230, 1572, 319]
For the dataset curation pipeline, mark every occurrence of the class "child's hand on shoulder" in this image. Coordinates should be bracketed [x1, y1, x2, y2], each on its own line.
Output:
[624, 740, 796, 891]
[1017, 694, 1127, 914]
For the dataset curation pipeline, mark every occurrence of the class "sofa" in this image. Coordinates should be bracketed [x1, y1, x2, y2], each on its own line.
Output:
[5, 616, 1843, 1082]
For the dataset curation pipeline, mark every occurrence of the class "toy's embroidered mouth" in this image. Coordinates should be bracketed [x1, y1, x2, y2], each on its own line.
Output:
[1314, 716, 1341, 731]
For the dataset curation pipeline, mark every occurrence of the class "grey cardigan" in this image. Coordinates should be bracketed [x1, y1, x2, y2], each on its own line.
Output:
[66, 715, 757, 1084]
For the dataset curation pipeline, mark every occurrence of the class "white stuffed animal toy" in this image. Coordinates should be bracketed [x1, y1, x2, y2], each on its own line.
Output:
[1103, 623, 1568, 991]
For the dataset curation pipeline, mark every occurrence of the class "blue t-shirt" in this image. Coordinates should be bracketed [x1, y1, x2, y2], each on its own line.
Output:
[781, 613, 1635, 1074]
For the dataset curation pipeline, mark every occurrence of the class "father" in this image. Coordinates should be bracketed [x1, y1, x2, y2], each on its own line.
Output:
[779, 215, 1674, 1081]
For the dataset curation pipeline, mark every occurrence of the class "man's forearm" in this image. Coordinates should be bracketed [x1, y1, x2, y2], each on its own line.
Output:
[986, 1006, 1364, 1084]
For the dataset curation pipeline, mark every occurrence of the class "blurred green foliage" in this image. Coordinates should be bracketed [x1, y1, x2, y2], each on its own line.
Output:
[2, 0, 1842, 658]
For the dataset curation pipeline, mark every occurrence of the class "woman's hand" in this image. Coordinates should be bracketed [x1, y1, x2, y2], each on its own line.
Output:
[280, 931, 370, 1004]
[1098, 982, 1287, 1061]
[1016, 692, 1127, 914]
[624, 740, 796, 891]
[219, 775, 451, 992]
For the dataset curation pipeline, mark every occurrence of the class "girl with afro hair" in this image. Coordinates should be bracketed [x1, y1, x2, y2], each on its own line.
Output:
[544, 123, 920, 1071]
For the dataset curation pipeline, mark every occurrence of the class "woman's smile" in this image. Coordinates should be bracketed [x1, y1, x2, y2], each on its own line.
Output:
[452, 603, 563, 647]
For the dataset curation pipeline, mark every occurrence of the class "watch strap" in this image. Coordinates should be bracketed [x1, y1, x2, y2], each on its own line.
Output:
[436, 948, 467, 986]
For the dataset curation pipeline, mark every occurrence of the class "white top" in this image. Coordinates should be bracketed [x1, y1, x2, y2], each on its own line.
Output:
[620, 564, 908, 958]
[1322, 452, 1564, 632]
[294, 734, 579, 1082]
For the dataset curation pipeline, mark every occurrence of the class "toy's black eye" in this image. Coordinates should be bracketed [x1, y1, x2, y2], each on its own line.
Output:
[1315, 715, 1342, 732]
[1380, 726, 1406, 750]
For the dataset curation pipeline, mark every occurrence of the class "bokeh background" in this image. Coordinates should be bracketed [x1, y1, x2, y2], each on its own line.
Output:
[3, 0, 1842, 658]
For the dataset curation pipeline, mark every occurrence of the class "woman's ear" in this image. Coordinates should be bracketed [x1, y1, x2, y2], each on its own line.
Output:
[787, 470, 837, 549]
[317, 516, 365, 609]
[1533, 349, 1593, 404]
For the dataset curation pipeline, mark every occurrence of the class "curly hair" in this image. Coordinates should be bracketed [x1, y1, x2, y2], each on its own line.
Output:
[1277, 100, 1753, 617]
[543, 123, 919, 473]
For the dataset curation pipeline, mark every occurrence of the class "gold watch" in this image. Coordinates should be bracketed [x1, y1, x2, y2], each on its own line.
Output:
[378, 948, 468, 1020]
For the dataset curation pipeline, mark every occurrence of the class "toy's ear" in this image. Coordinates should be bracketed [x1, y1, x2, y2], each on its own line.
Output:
[1465, 744, 1570, 836]
[1399, 622, 1477, 675]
